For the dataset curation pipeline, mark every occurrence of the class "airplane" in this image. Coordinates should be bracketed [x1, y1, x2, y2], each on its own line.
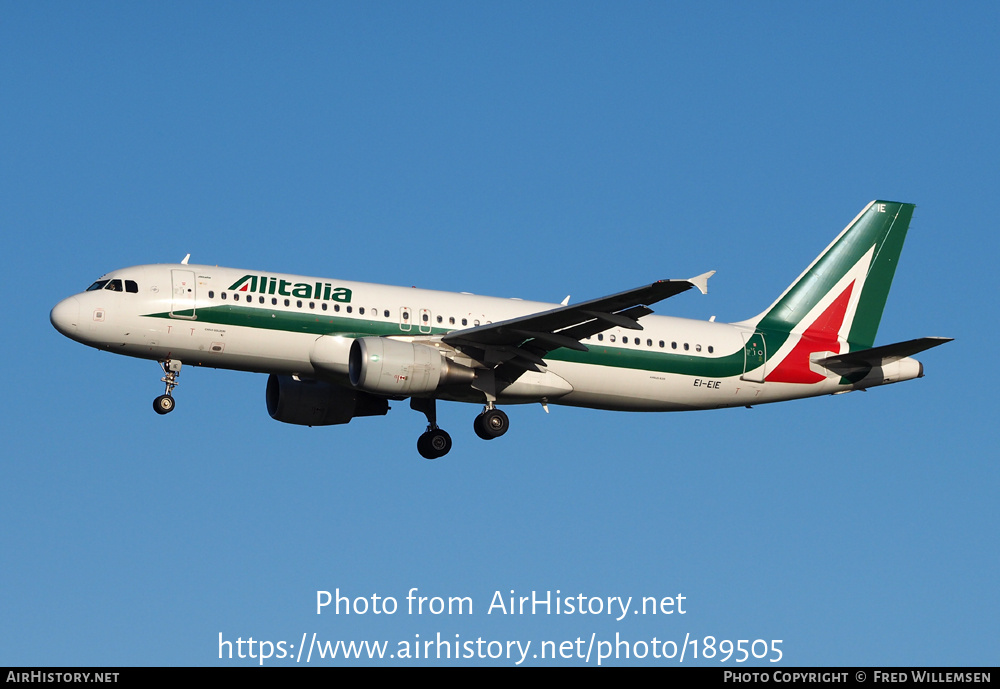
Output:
[50, 200, 950, 459]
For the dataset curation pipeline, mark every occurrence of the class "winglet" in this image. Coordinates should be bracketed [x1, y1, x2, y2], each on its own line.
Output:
[688, 270, 715, 295]
[181, 253, 191, 265]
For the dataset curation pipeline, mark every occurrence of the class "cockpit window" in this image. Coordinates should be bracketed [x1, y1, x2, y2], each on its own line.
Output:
[85, 278, 137, 293]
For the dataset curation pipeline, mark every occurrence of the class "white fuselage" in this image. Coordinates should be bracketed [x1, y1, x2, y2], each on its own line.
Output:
[50, 263, 901, 413]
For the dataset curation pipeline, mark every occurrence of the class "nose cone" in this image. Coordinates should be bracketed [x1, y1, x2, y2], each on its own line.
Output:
[50, 296, 81, 338]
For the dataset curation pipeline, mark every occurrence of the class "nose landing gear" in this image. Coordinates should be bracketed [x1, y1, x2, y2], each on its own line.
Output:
[153, 360, 181, 415]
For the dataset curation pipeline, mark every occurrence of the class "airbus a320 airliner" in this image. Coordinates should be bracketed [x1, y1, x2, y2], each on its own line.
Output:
[51, 200, 949, 458]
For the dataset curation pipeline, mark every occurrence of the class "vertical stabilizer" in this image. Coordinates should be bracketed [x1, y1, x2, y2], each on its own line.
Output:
[746, 200, 914, 350]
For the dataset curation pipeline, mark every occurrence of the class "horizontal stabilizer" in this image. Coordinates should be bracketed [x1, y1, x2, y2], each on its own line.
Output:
[814, 336, 952, 377]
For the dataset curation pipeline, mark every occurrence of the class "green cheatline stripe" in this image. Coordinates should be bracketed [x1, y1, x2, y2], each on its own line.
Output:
[144, 306, 751, 378]
[546, 346, 745, 378]
[146, 305, 426, 337]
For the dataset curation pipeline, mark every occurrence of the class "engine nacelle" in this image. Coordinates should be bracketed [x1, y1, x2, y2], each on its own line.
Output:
[349, 337, 476, 395]
[266, 374, 389, 426]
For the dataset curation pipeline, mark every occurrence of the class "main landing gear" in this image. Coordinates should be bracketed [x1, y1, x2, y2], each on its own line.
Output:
[153, 360, 181, 415]
[417, 428, 452, 460]
[473, 404, 509, 440]
[411, 398, 452, 460]
[411, 398, 510, 459]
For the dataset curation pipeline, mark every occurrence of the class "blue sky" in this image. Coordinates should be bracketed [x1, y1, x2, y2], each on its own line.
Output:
[2, 2, 996, 666]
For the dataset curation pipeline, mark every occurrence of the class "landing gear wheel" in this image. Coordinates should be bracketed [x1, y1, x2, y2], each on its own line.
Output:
[155, 360, 181, 415]
[473, 418, 491, 440]
[417, 429, 452, 459]
[153, 394, 175, 415]
[474, 408, 509, 440]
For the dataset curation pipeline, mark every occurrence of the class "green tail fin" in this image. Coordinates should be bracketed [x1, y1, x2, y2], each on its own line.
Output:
[750, 200, 915, 349]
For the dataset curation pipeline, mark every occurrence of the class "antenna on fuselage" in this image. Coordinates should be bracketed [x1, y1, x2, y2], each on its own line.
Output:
[181, 254, 190, 265]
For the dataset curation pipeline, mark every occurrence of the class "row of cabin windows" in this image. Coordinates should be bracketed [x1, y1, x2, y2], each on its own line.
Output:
[406, 311, 479, 326]
[211, 290, 385, 315]
[588, 332, 714, 354]
[207, 291, 480, 326]
[205, 290, 713, 353]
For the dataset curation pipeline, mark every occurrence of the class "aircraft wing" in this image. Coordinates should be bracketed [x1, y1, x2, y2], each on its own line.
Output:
[442, 272, 714, 378]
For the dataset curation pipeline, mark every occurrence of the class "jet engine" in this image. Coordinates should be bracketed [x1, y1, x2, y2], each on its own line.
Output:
[265, 374, 389, 426]
[349, 337, 476, 395]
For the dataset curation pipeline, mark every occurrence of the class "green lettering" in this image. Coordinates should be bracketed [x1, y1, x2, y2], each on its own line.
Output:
[228, 275, 255, 291]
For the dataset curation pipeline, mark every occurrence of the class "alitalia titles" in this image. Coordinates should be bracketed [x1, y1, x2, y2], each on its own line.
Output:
[229, 274, 352, 302]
